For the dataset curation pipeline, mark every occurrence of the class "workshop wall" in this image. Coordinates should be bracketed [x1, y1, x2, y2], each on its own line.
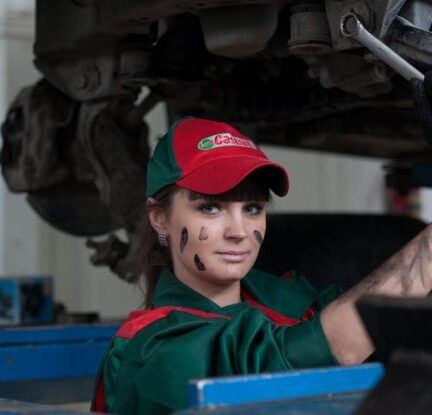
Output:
[0, 0, 388, 320]
[0, 2, 47, 287]
[263, 147, 385, 214]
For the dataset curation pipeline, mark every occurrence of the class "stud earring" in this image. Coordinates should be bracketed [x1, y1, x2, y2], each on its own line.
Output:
[157, 232, 169, 247]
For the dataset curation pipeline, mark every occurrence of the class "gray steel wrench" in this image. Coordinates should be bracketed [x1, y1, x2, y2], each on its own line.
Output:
[340, 12, 425, 82]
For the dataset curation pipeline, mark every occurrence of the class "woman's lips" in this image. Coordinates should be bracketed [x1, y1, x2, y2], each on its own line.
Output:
[216, 251, 250, 263]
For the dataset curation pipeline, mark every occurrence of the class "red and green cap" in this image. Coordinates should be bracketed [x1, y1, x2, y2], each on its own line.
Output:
[145, 118, 289, 197]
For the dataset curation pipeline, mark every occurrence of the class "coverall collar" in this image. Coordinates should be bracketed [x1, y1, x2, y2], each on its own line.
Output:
[153, 268, 249, 315]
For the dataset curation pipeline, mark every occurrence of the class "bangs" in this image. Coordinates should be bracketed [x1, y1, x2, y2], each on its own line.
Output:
[187, 170, 271, 203]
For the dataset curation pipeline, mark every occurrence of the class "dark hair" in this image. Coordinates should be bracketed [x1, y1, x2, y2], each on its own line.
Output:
[136, 170, 272, 308]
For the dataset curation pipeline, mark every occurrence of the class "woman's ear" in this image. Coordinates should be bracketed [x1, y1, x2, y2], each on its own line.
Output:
[147, 198, 168, 234]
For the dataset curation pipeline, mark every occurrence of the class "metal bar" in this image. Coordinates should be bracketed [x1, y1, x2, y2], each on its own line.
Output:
[180, 394, 365, 415]
[340, 13, 424, 82]
[0, 340, 111, 382]
[0, 324, 118, 346]
[188, 363, 384, 408]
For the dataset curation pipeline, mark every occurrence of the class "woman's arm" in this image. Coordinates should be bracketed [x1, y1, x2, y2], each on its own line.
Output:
[320, 225, 432, 365]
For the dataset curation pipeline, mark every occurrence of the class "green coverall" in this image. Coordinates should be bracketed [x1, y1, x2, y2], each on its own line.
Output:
[92, 268, 342, 415]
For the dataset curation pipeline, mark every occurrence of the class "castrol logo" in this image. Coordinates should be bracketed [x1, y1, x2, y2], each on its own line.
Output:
[197, 133, 257, 151]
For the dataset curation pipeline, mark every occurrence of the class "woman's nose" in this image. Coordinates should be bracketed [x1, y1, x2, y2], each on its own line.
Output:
[224, 212, 247, 240]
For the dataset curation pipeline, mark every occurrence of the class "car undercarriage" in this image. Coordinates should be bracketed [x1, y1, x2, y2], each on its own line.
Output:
[1, 0, 432, 282]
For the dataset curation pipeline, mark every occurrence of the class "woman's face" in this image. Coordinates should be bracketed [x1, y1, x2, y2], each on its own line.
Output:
[159, 189, 267, 289]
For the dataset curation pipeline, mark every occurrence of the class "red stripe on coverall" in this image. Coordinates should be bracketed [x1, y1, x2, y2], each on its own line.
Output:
[115, 306, 230, 339]
[242, 290, 315, 326]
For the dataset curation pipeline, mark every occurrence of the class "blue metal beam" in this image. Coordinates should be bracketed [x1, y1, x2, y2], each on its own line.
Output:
[0, 325, 118, 345]
[188, 363, 384, 407]
[0, 325, 119, 382]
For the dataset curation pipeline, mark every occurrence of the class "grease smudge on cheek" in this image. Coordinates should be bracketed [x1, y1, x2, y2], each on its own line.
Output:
[194, 254, 206, 271]
[253, 230, 263, 245]
[199, 226, 209, 241]
[180, 227, 188, 253]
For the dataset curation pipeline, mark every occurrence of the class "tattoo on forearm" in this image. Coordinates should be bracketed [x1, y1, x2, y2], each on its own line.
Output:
[416, 232, 432, 292]
[199, 226, 209, 241]
[180, 227, 188, 253]
[358, 232, 432, 296]
[194, 254, 206, 271]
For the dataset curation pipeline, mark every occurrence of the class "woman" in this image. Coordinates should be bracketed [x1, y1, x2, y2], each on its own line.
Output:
[92, 118, 432, 415]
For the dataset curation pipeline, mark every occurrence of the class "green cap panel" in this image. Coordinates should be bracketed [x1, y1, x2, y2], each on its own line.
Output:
[145, 121, 182, 197]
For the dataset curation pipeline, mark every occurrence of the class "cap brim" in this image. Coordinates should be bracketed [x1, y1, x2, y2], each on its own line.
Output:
[176, 156, 289, 196]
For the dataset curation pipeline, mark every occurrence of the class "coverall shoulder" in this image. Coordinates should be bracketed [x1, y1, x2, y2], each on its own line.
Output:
[92, 267, 342, 415]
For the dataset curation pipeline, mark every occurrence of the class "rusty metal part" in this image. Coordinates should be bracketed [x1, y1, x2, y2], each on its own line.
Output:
[77, 103, 149, 228]
[198, 4, 278, 58]
[326, 0, 407, 51]
[27, 183, 121, 237]
[86, 235, 129, 271]
[305, 53, 392, 97]
[288, 3, 332, 56]
[1, 79, 74, 192]
[399, 0, 432, 31]
[388, 16, 432, 67]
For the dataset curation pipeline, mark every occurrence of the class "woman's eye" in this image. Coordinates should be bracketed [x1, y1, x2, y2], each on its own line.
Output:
[244, 204, 264, 215]
[198, 204, 220, 214]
